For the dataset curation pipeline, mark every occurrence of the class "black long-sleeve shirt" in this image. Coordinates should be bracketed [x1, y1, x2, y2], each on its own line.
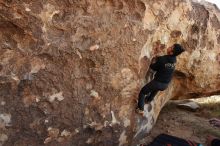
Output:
[150, 55, 176, 83]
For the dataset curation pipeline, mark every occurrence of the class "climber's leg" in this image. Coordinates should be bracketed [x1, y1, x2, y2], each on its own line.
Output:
[144, 80, 168, 103]
[145, 90, 158, 103]
[137, 81, 154, 111]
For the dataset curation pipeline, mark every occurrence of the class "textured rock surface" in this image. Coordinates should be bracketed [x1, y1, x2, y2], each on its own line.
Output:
[0, 0, 219, 145]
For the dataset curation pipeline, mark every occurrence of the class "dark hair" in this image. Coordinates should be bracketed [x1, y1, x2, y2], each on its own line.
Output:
[173, 44, 185, 56]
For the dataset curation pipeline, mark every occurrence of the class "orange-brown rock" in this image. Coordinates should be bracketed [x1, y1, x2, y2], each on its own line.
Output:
[0, 0, 219, 145]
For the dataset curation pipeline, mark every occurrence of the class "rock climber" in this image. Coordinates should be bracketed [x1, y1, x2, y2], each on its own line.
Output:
[136, 43, 185, 115]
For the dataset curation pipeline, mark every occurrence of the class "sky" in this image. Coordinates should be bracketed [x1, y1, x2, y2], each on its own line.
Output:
[204, 0, 220, 8]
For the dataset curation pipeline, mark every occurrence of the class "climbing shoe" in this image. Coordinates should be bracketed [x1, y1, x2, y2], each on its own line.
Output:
[135, 107, 144, 116]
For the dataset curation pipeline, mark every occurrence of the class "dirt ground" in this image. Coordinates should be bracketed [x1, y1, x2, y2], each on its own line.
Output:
[142, 97, 220, 145]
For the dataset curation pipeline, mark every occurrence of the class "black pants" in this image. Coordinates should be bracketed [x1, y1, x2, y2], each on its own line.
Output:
[138, 80, 168, 110]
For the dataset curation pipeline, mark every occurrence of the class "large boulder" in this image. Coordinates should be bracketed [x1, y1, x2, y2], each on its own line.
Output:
[0, 0, 219, 145]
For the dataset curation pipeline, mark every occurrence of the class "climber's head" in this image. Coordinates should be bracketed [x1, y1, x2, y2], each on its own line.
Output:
[167, 43, 185, 56]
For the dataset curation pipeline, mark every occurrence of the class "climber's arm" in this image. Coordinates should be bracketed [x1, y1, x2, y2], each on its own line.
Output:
[150, 57, 160, 71]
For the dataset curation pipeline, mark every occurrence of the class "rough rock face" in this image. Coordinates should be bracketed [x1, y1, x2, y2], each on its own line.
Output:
[0, 0, 219, 145]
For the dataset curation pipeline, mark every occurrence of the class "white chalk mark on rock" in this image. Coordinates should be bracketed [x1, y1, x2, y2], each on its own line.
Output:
[123, 118, 131, 127]
[61, 130, 72, 137]
[110, 111, 120, 125]
[76, 49, 82, 59]
[48, 92, 64, 102]
[1, 101, 6, 106]
[0, 113, 11, 126]
[119, 131, 128, 146]
[90, 90, 100, 100]
[89, 44, 99, 51]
